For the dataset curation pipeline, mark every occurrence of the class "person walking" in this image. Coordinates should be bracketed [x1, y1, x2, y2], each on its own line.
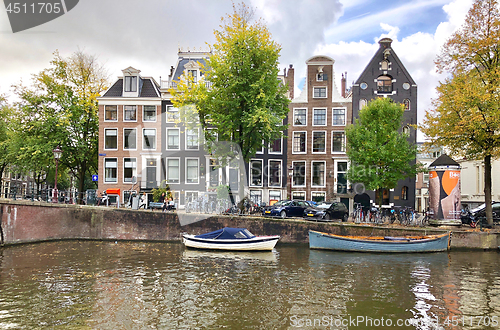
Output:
[139, 192, 147, 209]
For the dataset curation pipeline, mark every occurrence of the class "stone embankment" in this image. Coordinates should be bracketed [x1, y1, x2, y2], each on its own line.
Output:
[1, 199, 499, 249]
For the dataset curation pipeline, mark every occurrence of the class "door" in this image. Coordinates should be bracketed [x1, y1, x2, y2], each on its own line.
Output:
[146, 159, 157, 189]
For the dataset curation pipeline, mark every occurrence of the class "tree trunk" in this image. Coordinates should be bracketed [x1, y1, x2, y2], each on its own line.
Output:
[484, 154, 493, 226]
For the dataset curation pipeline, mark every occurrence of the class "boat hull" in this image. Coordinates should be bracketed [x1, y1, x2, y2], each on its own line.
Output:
[182, 234, 280, 251]
[309, 231, 451, 253]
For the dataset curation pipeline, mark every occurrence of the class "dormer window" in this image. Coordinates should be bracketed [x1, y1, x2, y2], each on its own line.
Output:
[188, 70, 197, 83]
[124, 76, 137, 92]
[377, 75, 392, 93]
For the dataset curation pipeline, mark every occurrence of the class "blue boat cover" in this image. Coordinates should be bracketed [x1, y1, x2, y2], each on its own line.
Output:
[195, 228, 256, 239]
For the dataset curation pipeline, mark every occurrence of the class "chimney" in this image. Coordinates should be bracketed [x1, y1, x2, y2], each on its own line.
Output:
[341, 72, 347, 98]
[378, 38, 392, 49]
[287, 64, 294, 100]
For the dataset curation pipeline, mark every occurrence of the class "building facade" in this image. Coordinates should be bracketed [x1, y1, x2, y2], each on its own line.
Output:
[351, 38, 418, 209]
[287, 55, 353, 209]
[97, 67, 162, 205]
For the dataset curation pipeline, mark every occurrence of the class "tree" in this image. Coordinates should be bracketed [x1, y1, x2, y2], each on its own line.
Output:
[0, 95, 15, 194]
[346, 97, 421, 207]
[170, 2, 289, 200]
[13, 50, 109, 202]
[421, 0, 500, 225]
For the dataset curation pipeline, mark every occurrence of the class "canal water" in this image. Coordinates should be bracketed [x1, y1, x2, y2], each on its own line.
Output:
[0, 241, 499, 329]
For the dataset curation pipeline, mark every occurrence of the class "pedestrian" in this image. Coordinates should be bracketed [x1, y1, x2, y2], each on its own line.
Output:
[139, 192, 147, 209]
[167, 197, 174, 211]
[159, 192, 167, 212]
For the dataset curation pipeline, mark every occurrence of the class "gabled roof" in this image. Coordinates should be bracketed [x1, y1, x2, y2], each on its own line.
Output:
[354, 38, 416, 85]
[429, 154, 460, 167]
[101, 77, 160, 98]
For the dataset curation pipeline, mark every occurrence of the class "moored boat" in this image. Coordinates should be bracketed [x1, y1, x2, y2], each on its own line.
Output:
[309, 230, 451, 253]
[182, 227, 280, 251]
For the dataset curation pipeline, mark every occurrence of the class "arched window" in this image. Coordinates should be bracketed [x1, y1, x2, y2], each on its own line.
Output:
[402, 186, 408, 200]
[381, 60, 389, 70]
[403, 125, 410, 135]
[359, 99, 367, 110]
[377, 75, 392, 93]
[403, 99, 410, 111]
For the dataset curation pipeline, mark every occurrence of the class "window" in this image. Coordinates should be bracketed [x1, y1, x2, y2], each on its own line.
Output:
[124, 76, 137, 92]
[332, 108, 346, 126]
[403, 125, 410, 135]
[124, 105, 137, 121]
[104, 158, 117, 183]
[104, 105, 117, 121]
[269, 190, 281, 204]
[269, 138, 282, 154]
[209, 159, 219, 187]
[403, 99, 410, 111]
[167, 129, 180, 150]
[104, 129, 117, 150]
[269, 160, 281, 187]
[124, 128, 136, 150]
[186, 158, 199, 184]
[292, 191, 305, 200]
[293, 108, 307, 125]
[250, 190, 262, 206]
[381, 60, 389, 70]
[143, 129, 156, 150]
[313, 108, 326, 126]
[143, 105, 156, 121]
[332, 132, 345, 153]
[188, 70, 197, 83]
[402, 186, 408, 200]
[186, 129, 199, 150]
[312, 131, 326, 153]
[123, 158, 136, 183]
[186, 191, 198, 204]
[166, 105, 179, 122]
[313, 87, 326, 98]
[311, 192, 326, 203]
[377, 75, 392, 93]
[312, 161, 325, 187]
[166, 158, 180, 184]
[250, 160, 263, 187]
[293, 131, 306, 153]
[293, 161, 306, 187]
[359, 99, 367, 110]
[336, 161, 348, 194]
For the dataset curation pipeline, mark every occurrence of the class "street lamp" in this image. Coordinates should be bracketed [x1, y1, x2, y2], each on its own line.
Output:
[52, 146, 62, 203]
[288, 165, 294, 200]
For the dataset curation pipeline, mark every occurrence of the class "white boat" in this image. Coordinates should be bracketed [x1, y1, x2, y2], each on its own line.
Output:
[182, 227, 280, 251]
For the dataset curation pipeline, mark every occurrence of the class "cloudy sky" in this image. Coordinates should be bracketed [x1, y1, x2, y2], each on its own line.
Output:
[0, 0, 473, 141]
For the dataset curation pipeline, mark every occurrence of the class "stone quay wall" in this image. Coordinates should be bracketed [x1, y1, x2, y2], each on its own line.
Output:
[1, 199, 499, 249]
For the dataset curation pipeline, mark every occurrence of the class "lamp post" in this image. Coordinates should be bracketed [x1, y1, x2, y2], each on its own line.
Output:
[288, 165, 294, 200]
[52, 146, 62, 203]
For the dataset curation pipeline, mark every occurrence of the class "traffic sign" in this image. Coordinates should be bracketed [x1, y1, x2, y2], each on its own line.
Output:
[92, 175, 98, 182]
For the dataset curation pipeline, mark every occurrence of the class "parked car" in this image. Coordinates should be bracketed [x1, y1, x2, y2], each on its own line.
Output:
[461, 202, 500, 227]
[262, 200, 311, 218]
[303, 201, 349, 222]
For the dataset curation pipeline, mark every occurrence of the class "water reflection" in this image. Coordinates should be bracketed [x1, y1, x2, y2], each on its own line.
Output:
[0, 242, 499, 329]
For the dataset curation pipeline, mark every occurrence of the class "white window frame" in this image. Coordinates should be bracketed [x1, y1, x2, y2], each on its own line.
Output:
[185, 128, 199, 151]
[123, 157, 137, 184]
[166, 128, 180, 150]
[166, 105, 179, 123]
[311, 161, 326, 188]
[268, 138, 282, 154]
[142, 128, 157, 151]
[293, 108, 307, 126]
[104, 128, 118, 151]
[269, 190, 281, 204]
[256, 140, 264, 154]
[292, 131, 307, 154]
[334, 159, 349, 194]
[311, 191, 326, 202]
[104, 158, 118, 183]
[124, 76, 137, 92]
[104, 105, 118, 122]
[331, 131, 346, 154]
[313, 86, 327, 99]
[123, 105, 137, 122]
[249, 159, 263, 187]
[185, 158, 199, 184]
[292, 191, 306, 200]
[292, 161, 306, 188]
[312, 131, 327, 154]
[332, 107, 346, 126]
[142, 105, 157, 122]
[268, 159, 282, 188]
[166, 157, 180, 184]
[312, 108, 327, 126]
[123, 128, 137, 151]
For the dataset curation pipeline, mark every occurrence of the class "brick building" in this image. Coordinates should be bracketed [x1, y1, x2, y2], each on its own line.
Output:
[287, 55, 353, 209]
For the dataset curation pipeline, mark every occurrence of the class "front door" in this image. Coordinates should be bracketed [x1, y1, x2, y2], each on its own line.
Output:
[146, 159, 157, 189]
